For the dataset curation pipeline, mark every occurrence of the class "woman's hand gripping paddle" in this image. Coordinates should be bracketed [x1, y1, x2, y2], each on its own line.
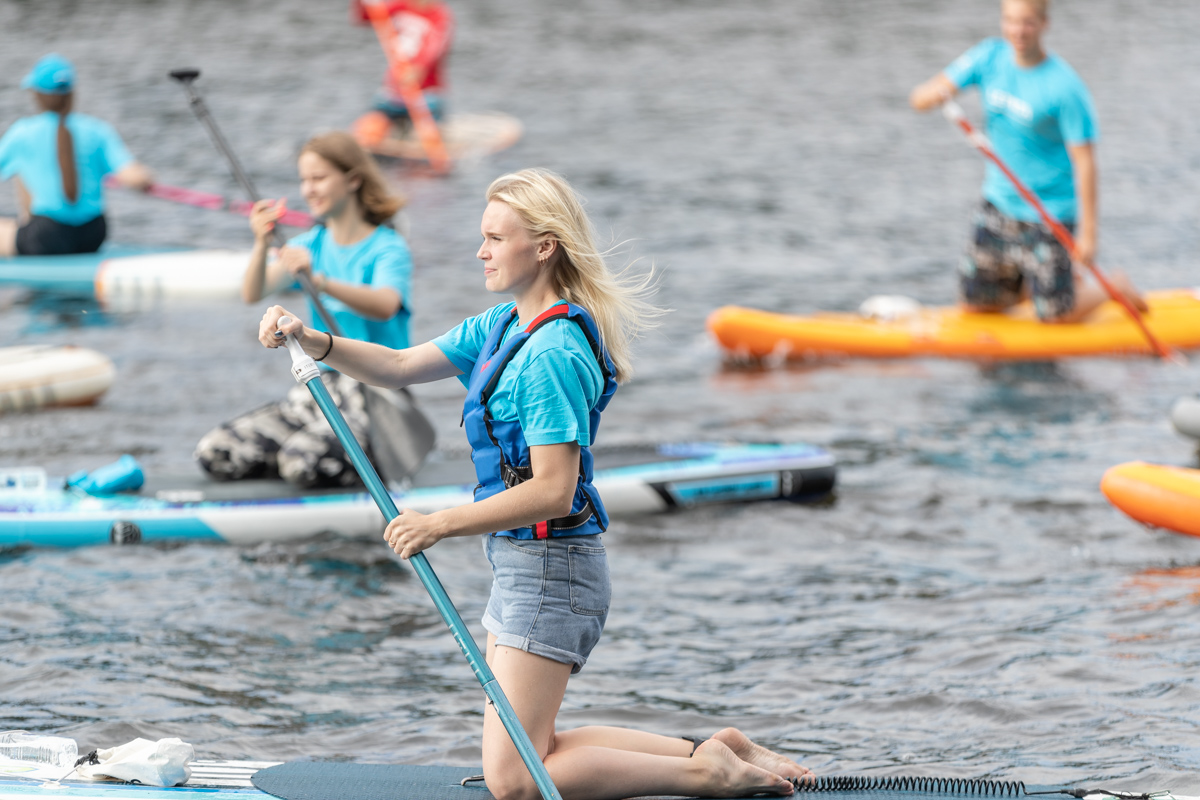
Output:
[941, 99, 1184, 364]
[170, 67, 437, 481]
[359, 0, 451, 173]
[273, 317, 562, 800]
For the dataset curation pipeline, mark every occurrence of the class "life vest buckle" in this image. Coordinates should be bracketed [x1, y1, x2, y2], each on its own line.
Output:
[501, 462, 533, 489]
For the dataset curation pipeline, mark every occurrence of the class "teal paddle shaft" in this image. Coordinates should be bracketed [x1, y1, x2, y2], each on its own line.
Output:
[276, 320, 562, 800]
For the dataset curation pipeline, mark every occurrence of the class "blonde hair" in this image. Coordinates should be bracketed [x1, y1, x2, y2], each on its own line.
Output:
[485, 168, 659, 384]
[1004, 0, 1048, 17]
[300, 131, 405, 226]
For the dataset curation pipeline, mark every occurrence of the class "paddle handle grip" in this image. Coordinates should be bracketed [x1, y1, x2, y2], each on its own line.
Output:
[277, 317, 321, 385]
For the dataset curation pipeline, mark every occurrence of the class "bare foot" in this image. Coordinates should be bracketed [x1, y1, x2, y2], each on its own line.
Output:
[711, 727, 814, 784]
[692, 739, 795, 797]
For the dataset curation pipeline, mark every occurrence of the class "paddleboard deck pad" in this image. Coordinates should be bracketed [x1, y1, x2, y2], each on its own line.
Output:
[0, 442, 835, 549]
[708, 289, 1200, 361]
[0, 761, 1190, 800]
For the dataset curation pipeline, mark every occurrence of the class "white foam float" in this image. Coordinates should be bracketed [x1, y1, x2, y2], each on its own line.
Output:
[0, 345, 116, 412]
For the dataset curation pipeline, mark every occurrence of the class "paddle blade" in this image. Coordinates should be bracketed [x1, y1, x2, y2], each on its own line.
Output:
[364, 386, 436, 485]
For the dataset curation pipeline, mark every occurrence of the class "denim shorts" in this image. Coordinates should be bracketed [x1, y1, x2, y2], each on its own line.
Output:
[482, 533, 610, 674]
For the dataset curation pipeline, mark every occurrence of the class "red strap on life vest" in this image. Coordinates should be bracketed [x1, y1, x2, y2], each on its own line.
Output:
[534, 521, 550, 539]
[526, 304, 569, 331]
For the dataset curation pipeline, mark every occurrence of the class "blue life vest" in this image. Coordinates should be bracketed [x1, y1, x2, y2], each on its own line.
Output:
[463, 302, 617, 539]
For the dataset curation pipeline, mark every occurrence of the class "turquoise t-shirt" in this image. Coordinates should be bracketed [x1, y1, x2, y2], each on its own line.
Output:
[0, 112, 133, 225]
[433, 301, 604, 447]
[945, 37, 1098, 223]
[286, 225, 413, 350]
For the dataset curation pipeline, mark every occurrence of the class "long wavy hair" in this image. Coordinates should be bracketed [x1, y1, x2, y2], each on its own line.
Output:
[300, 131, 404, 226]
[485, 168, 660, 384]
[35, 92, 77, 204]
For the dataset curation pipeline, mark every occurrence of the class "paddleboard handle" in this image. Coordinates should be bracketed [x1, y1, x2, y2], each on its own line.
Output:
[277, 317, 320, 385]
[168, 68, 200, 83]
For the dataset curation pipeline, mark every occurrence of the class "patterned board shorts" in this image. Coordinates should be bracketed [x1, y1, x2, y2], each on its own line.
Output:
[958, 201, 1076, 321]
[194, 371, 372, 488]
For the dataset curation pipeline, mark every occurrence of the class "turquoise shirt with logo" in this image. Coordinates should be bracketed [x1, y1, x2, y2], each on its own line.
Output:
[433, 301, 603, 447]
[286, 225, 413, 351]
[945, 37, 1098, 223]
[0, 112, 133, 225]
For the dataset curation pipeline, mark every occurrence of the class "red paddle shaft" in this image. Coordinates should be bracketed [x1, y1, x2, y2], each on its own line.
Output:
[105, 176, 315, 228]
[941, 100, 1177, 362]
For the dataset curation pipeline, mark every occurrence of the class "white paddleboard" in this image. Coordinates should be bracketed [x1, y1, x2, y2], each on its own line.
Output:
[0, 345, 116, 412]
[95, 250, 251, 311]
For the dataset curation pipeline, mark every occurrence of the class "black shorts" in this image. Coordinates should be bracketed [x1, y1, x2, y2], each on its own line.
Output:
[15, 214, 107, 256]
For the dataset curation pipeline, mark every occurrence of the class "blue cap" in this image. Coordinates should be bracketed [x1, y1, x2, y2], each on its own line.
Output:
[21, 53, 75, 95]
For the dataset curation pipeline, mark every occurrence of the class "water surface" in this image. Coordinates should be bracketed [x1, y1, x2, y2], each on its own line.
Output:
[2, 0, 1199, 790]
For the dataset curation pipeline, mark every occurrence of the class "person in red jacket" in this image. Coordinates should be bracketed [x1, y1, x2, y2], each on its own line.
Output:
[352, 0, 454, 123]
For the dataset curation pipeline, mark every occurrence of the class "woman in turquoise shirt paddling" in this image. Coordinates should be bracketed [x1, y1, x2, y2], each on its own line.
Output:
[258, 169, 813, 800]
[196, 131, 413, 488]
[0, 53, 153, 257]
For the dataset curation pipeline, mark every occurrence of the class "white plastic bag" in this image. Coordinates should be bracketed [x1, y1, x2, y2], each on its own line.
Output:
[76, 738, 194, 787]
[858, 295, 924, 321]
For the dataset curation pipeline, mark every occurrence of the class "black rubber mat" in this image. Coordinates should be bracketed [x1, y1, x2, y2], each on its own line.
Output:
[252, 762, 493, 800]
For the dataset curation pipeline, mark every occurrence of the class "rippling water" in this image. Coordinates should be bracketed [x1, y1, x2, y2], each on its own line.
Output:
[3, 0, 1200, 791]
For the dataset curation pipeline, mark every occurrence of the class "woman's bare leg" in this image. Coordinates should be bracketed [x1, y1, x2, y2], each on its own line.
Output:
[554, 726, 693, 757]
[481, 635, 798, 800]
[481, 634, 571, 800]
[1050, 270, 1148, 324]
[555, 726, 812, 782]
[0, 218, 16, 257]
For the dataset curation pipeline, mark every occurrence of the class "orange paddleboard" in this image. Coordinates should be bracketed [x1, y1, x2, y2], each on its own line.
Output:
[1101, 461, 1200, 538]
[353, 111, 522, 163]
[708, 289, 1200, 361]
